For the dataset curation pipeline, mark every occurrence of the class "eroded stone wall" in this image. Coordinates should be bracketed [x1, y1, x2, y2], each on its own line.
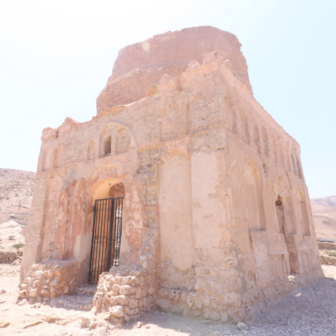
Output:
[92, 265, 157, 323]
[18, 259, 78, 304]
[21, 27, 323, 325]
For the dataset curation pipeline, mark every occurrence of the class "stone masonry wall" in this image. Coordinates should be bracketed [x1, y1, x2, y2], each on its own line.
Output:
[92, 266, 157, 323]
[21, 29, 323, 326]
[18, 259, 78, 305]
[320, 254, 336, 266]
[318, 242, 336, 250]
[97, 65, 187, 115]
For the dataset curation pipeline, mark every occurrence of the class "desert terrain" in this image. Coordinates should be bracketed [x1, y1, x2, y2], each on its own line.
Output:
[1, 168, 336, 335]
[1, 263, 336, 335]
[311, 195, 336, 240]
[0, 169, 34, 253]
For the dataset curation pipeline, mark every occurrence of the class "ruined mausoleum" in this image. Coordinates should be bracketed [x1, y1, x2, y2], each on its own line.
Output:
[20, 26, 323, 323]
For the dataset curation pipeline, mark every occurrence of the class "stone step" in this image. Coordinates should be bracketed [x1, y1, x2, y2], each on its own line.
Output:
[75, 283, 97, 297]
[52, 294, 94, 311]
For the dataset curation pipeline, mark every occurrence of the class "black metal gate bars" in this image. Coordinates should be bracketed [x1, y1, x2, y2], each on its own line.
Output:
[88, 197, 124, 284]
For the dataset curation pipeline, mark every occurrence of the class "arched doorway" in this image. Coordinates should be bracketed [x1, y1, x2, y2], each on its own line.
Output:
[88, 180, 125, 283]
[274, 177, 299, 274]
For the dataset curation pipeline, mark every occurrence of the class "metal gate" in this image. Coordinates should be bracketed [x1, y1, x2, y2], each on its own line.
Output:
[88, 197, 124, 284]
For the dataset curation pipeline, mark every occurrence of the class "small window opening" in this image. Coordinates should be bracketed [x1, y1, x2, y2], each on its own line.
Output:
[275, 195, 285, 233]
[104, 136, 111, 156]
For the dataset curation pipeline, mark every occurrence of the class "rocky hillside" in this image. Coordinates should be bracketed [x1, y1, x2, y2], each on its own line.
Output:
[311, 195, 336, 239]
[0, 169, 35, 251]
[0, 168, 35, 223]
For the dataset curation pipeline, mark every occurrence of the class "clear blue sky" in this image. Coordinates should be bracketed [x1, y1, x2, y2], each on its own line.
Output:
[0, 0, 335, 198]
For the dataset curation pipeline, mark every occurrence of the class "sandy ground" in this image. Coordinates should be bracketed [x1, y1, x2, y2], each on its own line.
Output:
[0, 264, 336, 335]
[0, 220, 25, 250]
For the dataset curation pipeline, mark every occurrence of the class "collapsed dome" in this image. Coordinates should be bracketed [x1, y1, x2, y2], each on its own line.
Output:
[96, 26, 252, 115]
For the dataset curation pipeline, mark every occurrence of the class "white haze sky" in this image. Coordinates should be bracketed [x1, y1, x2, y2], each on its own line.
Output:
[0, 0, 335, 198]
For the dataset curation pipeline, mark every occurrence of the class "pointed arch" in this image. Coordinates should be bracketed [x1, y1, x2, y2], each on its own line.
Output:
[285, 143, 291, 172]
[271, 134, 278, 163]
[298, 189, 310, 235]
[291, 151, 297, 175]
[99, 126, 113, 158]
[239, 110, 250, 145]
[244, 162, 266, 230]
[278, 140, 285, 167]
[273, 177, 296, 234]
[261, 126, 269, 158]
[253, 123, 261, 154]
[296, 156, 303, 179]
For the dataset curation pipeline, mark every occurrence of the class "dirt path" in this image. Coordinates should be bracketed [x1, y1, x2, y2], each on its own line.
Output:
[1, 265, 336, 335]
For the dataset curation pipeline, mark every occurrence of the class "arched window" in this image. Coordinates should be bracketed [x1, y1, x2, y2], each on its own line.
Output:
[274, 177, 296, 234]
[99, 126, 113, 158]
[296, 156, 303, 179]
[104, 136, 111, 156]
[275, 195, 285, 234]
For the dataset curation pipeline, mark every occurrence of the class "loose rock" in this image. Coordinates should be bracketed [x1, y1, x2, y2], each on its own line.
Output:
[0, 320, 10, 328]
[237, 322, 248, 331]
[23, 320, 43, 328]
[44, 314, 59, 323]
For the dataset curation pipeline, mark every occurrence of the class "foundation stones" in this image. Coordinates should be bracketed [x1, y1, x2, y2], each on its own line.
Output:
[92, 266, 155, 323]
[110, 305, 124, 317]
[17, 259, 78, 305]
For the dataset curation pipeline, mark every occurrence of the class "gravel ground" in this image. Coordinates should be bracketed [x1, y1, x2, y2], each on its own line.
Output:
[1, 264, 336, 335]
[245, 265, 336, 336]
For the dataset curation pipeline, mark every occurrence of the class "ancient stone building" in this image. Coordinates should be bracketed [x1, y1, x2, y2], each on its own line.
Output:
[20, 26, 322, 323]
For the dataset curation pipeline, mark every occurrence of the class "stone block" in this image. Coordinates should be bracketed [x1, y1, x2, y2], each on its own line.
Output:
[222, 293, 241, 307]
[119, 285, 133, 295]
[156, 298, 172, 312]
[128, 299, 139, 309]
[110, 305, 124, 317]
[112, 284, 120, 294]
[115, 295, 129, 306]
